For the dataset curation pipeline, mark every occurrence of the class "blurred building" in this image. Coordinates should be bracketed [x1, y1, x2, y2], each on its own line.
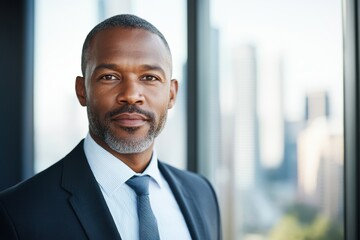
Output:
[233, 44, 260, 190]
[232, 44, 261, 237]
[297, 91, 343, 218]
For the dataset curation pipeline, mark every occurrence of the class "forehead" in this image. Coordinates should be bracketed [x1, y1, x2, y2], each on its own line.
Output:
[87, 27, 172, 76]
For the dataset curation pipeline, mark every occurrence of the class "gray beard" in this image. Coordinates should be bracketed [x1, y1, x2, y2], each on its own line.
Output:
[103, 124, 156, 154]
[88, 105, 167, 154]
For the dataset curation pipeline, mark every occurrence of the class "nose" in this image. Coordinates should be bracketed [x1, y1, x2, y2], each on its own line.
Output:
[116, 78, 144, 105]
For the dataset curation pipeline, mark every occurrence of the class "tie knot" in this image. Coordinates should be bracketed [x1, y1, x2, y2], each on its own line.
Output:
[126, 175, 150, 196]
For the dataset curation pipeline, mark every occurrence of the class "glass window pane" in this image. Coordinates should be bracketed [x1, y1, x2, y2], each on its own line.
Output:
[34, 0, 187, 172]
[210, 0, 344, 239]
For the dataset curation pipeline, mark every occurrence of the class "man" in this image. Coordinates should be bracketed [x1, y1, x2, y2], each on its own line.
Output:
[0, 14, 221, 240]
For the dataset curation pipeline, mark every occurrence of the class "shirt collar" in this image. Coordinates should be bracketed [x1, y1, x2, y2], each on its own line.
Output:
[83, 133, 163, 197]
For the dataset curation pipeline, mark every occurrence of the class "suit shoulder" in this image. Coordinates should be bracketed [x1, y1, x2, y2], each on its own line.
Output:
[0, 141, 84, 201]
[0, 159, 64, 201]
[159, 162, 215, 194]
[160, 162, 203, 179]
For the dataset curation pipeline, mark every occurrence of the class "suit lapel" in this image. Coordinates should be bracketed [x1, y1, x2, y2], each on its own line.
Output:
[61, 141, 121, 240]
[159, 162, 207, 240]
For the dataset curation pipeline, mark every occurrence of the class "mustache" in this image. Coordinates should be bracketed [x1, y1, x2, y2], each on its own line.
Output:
[107, 105, 155, 121]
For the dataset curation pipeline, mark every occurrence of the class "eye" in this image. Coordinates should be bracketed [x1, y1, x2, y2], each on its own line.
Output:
[100, 75, 118, 80]
[141, 75, 159, 81]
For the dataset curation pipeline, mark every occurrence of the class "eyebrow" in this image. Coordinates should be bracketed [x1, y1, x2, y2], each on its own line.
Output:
[139, 64, 167, 77]
[94, 63, 118, 72]
[94, 63, 167, 77]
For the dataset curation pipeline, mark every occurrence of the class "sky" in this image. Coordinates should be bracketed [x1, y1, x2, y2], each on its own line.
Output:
[211, 0, 343, 122]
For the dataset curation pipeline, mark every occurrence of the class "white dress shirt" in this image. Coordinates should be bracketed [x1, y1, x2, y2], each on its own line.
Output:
[84, 134, 191, 240]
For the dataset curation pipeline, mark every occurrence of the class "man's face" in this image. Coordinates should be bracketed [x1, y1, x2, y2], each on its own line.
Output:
[76, 27, 177, 154]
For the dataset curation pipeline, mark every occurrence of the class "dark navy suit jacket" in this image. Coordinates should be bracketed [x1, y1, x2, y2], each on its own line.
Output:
[0, 141, 221, 240]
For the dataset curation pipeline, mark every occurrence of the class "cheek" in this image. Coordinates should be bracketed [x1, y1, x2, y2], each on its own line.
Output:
[154, 97, 171, 119]
[88, 89, 115, 116]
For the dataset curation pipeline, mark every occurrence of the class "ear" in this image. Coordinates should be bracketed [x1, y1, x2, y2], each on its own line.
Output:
[168, 79, 178, 109]
[75, 76, 87, 106]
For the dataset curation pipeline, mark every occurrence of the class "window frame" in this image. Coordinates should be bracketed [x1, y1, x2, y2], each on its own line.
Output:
[343, 0, 360, 239]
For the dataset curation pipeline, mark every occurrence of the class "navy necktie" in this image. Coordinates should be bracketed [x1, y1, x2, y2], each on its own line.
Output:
[126, 175, 160, 240]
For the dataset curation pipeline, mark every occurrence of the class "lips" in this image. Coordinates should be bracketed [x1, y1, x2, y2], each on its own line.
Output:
[111, 113, 148, 128]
